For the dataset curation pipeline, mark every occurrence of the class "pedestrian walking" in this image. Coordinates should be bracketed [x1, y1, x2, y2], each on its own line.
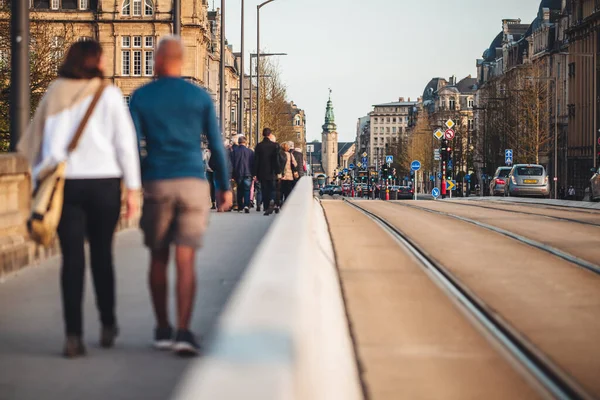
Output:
[17, 40, 141, 357]
[231, 136, 254, 213]
[568, 185, 576, 200]
[253, 128, 280, 215]
[129, 36, 232, 356]
[280, 142, 298, 204]
[289, 142, 304, 188]
[204, 148, 217, 210]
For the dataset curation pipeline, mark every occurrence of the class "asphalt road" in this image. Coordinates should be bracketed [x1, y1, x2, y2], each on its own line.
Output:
[0, 211, 272, 400]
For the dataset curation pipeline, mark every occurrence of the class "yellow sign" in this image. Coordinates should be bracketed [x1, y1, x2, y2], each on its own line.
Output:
[433, 129, 444, 140]
[362, 152, 368, 158]
[446, 180, 456, 191]
[445, 119, 455, 129]
[357, 162, 362, 168]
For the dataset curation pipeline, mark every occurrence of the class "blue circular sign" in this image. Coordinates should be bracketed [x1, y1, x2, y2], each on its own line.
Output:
[411, 160, 421, 171]
[349, 163, 355, 170]
[432, 188, 440, 198]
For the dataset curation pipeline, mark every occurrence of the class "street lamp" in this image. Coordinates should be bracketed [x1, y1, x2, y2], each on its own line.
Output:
[9, 0, 29, 151]
[249, 52, 286, 146]
[526, 75, 558, 199]
[238, 0, 245, 135]
[219, 0, 226, 133]
[256, 0, 278, 138]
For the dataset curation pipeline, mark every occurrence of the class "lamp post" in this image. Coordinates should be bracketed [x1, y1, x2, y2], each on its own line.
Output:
[238, 0, 244, 135]
[248, 52, 286, 146]
[219, 0, 226, 134]
[173, 0, 181, 35]
[9, 0, 29, 151]
[256, 0, 278, 137]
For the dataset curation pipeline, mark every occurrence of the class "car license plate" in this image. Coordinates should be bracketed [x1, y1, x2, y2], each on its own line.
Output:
[523, 179, 538, 184]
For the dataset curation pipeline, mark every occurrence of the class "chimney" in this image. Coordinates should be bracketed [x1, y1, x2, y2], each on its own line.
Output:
[408, 97, 411, 102]
[399, 97, 405, 102]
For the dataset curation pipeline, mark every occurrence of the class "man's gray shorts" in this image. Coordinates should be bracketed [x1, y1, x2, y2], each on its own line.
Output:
[140, 178, 210, 250]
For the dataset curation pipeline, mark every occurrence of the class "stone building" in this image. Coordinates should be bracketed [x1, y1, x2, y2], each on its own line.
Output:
[564, 0, 599, 193]
[355, 116, 370, 164]
[287, 101, 307, 148]
[368, 98, 417, 168]
[21, 0, 239, 138]
[423, 76, 477, 177]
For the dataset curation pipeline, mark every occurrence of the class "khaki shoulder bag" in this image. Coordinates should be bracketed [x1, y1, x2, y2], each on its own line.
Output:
[28, 84, 106, 247]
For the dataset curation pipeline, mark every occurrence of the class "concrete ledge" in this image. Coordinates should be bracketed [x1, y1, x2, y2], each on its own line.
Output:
[444, 196, 600, 210]
[172, 177, 363, 400]
[0, 153, 139, 280]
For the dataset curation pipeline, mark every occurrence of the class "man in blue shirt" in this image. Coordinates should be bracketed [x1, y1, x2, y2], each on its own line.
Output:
[231, 136, 255, 213]
[130, 36, 232, 356]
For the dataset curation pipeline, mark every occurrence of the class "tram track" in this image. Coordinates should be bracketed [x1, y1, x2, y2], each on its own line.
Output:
[344, 199, 595, 400]
[441, 200, 600, 228]
[392, 202, 600, 277]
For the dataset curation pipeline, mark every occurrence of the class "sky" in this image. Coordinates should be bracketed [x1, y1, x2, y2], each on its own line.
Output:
[217, 0, 541, 142]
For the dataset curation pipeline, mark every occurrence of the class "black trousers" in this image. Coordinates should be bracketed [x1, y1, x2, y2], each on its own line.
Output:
[57, 178, 122, 336]
[260, 179, 276, 211]
[281, 180, 294, 204]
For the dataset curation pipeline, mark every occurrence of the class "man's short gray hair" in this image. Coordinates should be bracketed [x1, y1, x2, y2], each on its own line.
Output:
[157, 35, 184, 55]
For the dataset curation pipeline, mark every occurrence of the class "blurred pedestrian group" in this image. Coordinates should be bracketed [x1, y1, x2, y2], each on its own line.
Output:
[205, 128, 306, 216]
[16, 37, 303, 360]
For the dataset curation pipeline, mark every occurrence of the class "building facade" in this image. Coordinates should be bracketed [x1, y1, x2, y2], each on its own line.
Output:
[288, 101, 307, 148]
[565, 0, 599, 193]
[21, 0, 240, 138]
[368, 98, 417, 168]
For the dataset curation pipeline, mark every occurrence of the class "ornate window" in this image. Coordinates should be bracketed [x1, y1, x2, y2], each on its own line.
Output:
[122, 0, 153, 16]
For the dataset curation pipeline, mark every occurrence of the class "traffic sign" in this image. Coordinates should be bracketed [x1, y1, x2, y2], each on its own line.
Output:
[411, 160, 421, 171]
[437, 172, 442, 179]
[362, 157, 368, 165]
[445, 119, 455, 129]
[306, 144, 314, 153]
[357, 162, 362, 168]
[433, 129, 444, 140]
[349, 163, 355, 170]
[343, 168, 349, 174]
[446, 180, 457, 191]
[432, 188, 440, 198]
[465, 175, 471, 182]
[445, 128, 455, 140]
[505, 149, 513, 166]
[362, 152, 368, 158]
[386, 155, 393, 164]
[448, 159, 453, 170]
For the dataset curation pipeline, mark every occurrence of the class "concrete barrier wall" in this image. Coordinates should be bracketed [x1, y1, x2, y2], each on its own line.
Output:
[0, 153, 138, 280]
[173, 177, 363, 400]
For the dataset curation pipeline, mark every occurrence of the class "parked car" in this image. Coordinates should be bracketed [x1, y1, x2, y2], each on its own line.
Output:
[331, 185, 343, 196]
[504, 164, 550, 198]
[590, 167, 600, 202]
[489, 167, 512, 196]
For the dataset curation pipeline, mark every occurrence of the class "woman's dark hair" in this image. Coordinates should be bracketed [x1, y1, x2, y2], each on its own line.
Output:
[58, 40, 104, 79]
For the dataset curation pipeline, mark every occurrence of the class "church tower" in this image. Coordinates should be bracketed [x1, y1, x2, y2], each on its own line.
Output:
[321, 90, 338, 183]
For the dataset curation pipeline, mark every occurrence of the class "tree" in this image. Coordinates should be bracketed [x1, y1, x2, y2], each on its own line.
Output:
[0, 6, 74, 151]
[256, 57, 296, 146]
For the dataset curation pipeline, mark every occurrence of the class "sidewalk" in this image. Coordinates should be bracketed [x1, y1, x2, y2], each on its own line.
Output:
[0, 211, 272, 400]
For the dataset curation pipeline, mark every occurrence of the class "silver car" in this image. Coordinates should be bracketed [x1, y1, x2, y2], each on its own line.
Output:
[489, 167, 512, 196]
[505, 164, 550, 198]
[590, 167, 600, 202]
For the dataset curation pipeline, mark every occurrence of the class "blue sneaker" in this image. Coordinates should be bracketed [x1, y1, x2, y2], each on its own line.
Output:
[153, 326, 173, 350]
[173, 330, 200, 357]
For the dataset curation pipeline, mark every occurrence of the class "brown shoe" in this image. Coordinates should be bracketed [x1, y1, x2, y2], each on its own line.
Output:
[63, 335, 86, 358]
[100, 325, 119, 348]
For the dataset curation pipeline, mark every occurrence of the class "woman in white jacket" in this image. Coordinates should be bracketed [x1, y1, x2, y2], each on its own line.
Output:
[18, 40, 141, 358]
